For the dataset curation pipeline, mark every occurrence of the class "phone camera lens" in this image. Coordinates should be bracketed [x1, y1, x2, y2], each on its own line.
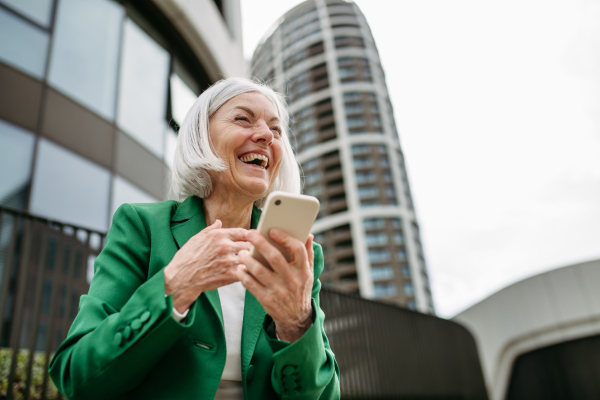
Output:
[275, 200, 281, 205]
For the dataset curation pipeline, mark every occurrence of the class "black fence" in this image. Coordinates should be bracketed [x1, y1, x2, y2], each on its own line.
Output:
[0, 206, 488, 400]
[320, 290, 488, 399]
[0, 206, 105, 399]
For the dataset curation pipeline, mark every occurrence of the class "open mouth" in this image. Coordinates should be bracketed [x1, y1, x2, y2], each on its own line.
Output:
[238, 153, 269, 169]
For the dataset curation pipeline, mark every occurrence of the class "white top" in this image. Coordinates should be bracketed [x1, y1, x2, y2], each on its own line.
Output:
[171, 282, 247, 379]
[217, 281, 246, 381]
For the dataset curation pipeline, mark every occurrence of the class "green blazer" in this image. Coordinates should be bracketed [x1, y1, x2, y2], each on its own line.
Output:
[49, 196, 340, 400]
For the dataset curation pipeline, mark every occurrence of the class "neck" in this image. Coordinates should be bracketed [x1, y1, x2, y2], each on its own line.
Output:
[202, 188, 256, 229]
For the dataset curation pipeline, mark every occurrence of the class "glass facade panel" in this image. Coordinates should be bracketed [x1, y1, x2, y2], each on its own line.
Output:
[117, 19, 170, 157]
[30, 139, 110, 231]
[0, 119, 35, 209]
[369, 249, 390, 263]
[0, 8, 49, 79]
[0, 0, 54, 27]
[371, 266, 393, 281]
[170, 73, 197, 126]
[111, 175, 157, 219]
[48, 0, 123, 120]
[164, 128, 178, 168]
[374, 282, 397, 298]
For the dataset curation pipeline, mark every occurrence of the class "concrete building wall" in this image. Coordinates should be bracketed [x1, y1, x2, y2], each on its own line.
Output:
[453, 259, 600, 400]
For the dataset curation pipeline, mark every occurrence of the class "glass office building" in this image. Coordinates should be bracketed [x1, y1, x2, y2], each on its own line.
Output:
[251, 0, 434, 313]
[0, 0, 244, 232]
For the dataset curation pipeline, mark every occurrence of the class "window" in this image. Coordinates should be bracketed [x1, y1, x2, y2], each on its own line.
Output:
[371, 266, 393, 281]
[0, 0, 54, 27]
[29, 139, 111, 231]
[117, 19, 170, 157]
[358, 186, 378, 199]
[302, 158, 319, 171]
[304, 171, 322, 185]
[0, 119, 35, 210]
[396, 249, 407, 261]
[372, 117, 382, 126]
[297, 119, 315, 131]
[304, 186, 322, 197]
[351, 144, 370, 155]
[347, 116, 365, 128]
[338, 67, 356, 79]
[299, 130, 317, 144]
[0, 8, 50, 79]
[363, 218, 385, 230]
[403, 282, 415, 297]
[408, 300, 417, 310]
[380, 156, 390, 167]
[374, 282, 397, 298]
[295, 106, 312, 120]
[164, 128, 178, 168]
[391, 218, 402, 229]
[343, 92, 362, 102]
[170, 73, 197, 127]
[401, 265, 411, 278]
[385, 186, 396, 197]
[383, 172, 393, 182]
[366, 232, 387, 246]
[393, 232, 404, 244]
[355, 171, 375, 184]
[345, 104, 363, 115]
[353, 157, 373, 169]
[377, 144, 387, 154]
[110, 176, 157, 221]
[368, 249, 390, 263]
[361, 200, 382, 208]
[48, 0, 124, 120]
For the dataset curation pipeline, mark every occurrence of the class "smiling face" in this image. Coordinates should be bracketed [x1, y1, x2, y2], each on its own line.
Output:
[207, 92, 284, 201]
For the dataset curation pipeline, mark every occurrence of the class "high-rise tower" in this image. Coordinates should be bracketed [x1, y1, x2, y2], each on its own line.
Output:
[250, 0, 434, 313]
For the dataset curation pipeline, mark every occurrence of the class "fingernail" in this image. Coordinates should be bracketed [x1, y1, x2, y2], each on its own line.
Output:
[270, 228, 281, 237]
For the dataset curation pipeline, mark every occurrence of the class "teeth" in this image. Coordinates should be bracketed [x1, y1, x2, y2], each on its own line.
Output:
[239, 153, 269, 168]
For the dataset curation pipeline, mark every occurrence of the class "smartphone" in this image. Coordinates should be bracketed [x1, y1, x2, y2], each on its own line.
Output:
[250, 191, 320, 269]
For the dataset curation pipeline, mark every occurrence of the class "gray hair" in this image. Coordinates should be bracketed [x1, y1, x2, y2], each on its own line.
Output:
[171, 77, 301, 208]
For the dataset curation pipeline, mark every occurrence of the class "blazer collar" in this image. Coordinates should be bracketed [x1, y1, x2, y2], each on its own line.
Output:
[170, 196, 266, 367]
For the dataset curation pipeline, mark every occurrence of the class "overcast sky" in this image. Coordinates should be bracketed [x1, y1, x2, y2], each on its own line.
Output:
[240, 0, 600, 318]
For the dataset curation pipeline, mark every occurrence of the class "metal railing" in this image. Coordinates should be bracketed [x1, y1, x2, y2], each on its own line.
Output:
[0, 206, 105, 400]
[0, 206, 488, 399]
[320, 290, 488, 399]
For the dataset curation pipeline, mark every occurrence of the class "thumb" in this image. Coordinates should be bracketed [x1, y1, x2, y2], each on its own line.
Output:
[205, 219, 222, 230]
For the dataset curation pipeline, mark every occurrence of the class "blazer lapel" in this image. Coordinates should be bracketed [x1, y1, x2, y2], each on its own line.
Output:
[241, 206, 266, 373]
[171, 196, 223, 322]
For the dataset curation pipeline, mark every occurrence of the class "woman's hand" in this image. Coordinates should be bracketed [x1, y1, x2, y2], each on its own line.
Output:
[236, 229, 315, 343]
[164, 220, 251, 313]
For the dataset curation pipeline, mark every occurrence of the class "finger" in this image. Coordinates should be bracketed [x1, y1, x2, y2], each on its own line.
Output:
[239, 249, 274, 286]
[236, 264, 266, 295]
[231, 241, 252, 253]
[223, 227, 249, 242]
[305, 234, 315, 272]
[268, 229, 307, 268]
[206, 219, 222, 230]
[247, 230, 289, 275]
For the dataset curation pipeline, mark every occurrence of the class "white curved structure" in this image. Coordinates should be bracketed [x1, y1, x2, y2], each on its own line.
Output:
[453, 259, 600, 400]
[250, 0, 434, 314]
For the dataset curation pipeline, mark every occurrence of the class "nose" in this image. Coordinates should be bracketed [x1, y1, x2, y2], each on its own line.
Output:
[253, 121, 274, 145]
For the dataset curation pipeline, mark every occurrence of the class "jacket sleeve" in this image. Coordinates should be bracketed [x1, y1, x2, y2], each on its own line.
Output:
[262, 243, 341, 399]
[49, 204, 197, 400]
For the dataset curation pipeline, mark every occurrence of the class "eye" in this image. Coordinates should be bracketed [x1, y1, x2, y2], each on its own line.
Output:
[271, 126, 282, 136]
[234, 116, 250, 123]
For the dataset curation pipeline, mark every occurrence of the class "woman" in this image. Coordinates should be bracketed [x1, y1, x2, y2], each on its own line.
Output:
[49, 78, 340, 399]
